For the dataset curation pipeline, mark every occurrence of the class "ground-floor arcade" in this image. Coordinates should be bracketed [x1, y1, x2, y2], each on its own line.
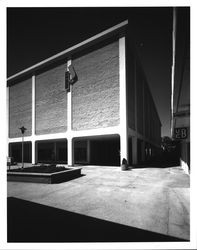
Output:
[8, 131, 161, 167]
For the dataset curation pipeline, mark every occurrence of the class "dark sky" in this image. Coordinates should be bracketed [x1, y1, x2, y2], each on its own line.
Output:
[7, 7, 174, 137]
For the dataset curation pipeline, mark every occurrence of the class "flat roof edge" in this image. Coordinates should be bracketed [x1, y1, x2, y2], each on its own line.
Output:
[7, 20, 128, 83]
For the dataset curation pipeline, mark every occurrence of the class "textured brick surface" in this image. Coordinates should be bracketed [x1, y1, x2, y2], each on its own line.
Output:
[9, 78, 32, 138]
[72, 41, 119, 130]
[36, 63, 67, 135]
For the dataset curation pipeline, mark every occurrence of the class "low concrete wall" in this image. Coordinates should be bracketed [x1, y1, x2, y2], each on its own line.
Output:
[7, 167, 82, 184]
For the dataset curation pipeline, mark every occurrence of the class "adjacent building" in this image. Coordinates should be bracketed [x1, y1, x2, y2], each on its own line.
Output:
[172, 8, 190, 172]
[7, 20, 161, 167]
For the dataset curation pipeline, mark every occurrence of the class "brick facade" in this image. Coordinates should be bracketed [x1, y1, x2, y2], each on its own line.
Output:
[7, 21, 161, 166]
[72, 41, 120, 130]
[9, 78, 32, 138]
[35, 63, 67, 135]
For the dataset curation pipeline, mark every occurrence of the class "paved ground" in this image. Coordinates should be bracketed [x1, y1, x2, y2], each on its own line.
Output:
[7, 165, 190, 242]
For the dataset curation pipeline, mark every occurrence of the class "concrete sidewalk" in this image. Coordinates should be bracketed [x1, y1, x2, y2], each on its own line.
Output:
[7, 165, 190, 240]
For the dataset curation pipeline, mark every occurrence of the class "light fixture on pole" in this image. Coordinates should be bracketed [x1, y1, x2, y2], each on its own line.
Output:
[19, 126, 27, 169]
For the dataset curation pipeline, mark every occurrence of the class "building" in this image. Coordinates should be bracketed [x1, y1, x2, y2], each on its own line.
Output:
[7, 20, 161, 167]
[172, 8, 190, 173]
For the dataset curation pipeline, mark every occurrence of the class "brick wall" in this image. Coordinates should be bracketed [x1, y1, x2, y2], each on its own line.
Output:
[72, 40, 120, 130]
[35, 63, 67, 135]
[9, 78, 32, 138]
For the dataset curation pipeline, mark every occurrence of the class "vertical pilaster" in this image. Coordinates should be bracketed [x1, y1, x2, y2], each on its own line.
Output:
[119, 36, 128, 166]
[142, 80, 145, 162]
[67, 136, 74, 166]
[67, 60, 72, 132]
[6, 86, 9, 157]
[133, 56, 138, 165]
[32, 141, 36, 164]
[67, 60, 74, 166]
[134, 60, 138, 134]
[32, 75, 36, 164]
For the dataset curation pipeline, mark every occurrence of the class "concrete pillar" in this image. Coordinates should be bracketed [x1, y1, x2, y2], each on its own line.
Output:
[32, 75, 36, 164]
[143, 80, 145, 137]
[134, 60, 138, 132]
[132, 136, 138, 165]
[67, 137, 74, 166]
[119, 36, 128, 165]
[67, 60, 72, 131]
[32, 75, 35, 136]
[6, 86, 9, 157]
[133, 55, 138, 166]
[67, 59, 74, 166]
[32, 140, 35, 164]
[87, 139, 91, 163]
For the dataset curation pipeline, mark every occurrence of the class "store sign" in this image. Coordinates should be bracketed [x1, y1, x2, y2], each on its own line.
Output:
[174, 127, 188, 139]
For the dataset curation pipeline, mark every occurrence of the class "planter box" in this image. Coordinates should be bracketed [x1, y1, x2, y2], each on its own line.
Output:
[7, 167, 82, 184]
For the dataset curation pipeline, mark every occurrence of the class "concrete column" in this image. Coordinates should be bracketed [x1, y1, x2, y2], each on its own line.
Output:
[32, 75, 35, 136]
[67, 59, 73, 166]
[67, 60, 72, 132]
[67, 137, 74, 166]
[134, 60, 138, 132]
[132, 136, 138, 165]
[119, 36, 128, 166]
[133, 59, 138, 165]
[32, 75, 36, 164]
[6, 86, 9, 157]
[143, 80, 145, 137]
[31, 140, 35, 164]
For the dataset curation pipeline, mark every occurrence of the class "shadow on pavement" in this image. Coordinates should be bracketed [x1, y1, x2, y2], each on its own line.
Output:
[7, 197, 186, 242]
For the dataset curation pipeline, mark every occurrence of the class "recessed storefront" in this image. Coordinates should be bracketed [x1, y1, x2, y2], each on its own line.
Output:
[9, 142, 32, 163]
[36, 139, 67, 164]
[73, 135, 120, 166]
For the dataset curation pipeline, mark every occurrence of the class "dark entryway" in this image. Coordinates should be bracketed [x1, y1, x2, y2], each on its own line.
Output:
[9, 142, 32, 163]
[128, 137, 133, 165]
[74, 135, 120, 166]
[36, 139, 67, 164]
[74, 140, 88, 164]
